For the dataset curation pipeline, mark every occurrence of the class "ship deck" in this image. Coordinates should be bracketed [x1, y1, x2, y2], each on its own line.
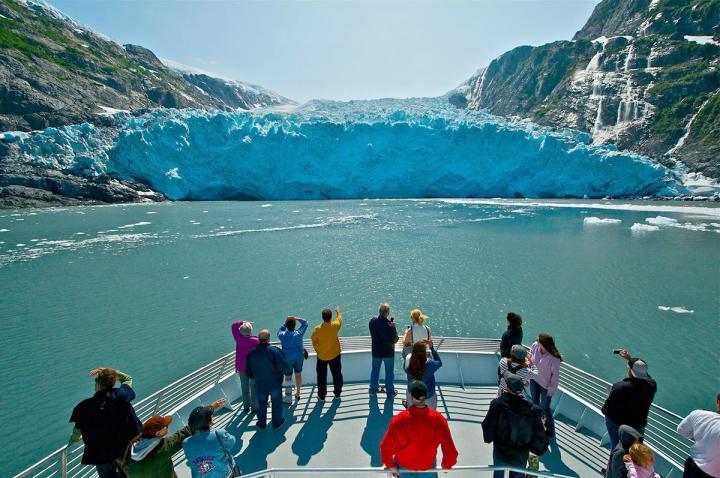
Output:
[173, 383, 608, 477]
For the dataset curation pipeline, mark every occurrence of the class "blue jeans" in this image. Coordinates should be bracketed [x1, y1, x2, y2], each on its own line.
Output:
[238, 371, 257, 411]
[493, 448, 528, 478]
[605, 417, 644, 451]
[530, 380, 554, 436]
[370, 356, 395, 395]
[256, 387, 283, 428]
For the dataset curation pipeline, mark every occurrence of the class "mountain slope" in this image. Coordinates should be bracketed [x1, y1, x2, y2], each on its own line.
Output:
[0, 0, 292, 132]
[455, 0, 720, 179]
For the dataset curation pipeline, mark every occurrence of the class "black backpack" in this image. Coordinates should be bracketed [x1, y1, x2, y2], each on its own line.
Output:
[495, 403, 549, 456]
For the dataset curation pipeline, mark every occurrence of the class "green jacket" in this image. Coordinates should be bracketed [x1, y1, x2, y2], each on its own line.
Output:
[123, 426, 192, 478]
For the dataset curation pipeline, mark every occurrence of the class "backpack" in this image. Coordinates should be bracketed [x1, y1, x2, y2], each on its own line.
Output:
[497, 361, 525, 385]
[496, 403, 548, 456]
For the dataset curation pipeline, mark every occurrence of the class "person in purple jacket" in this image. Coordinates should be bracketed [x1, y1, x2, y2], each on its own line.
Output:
[231, 320, 259, 413]
[529, 333, 563, 438]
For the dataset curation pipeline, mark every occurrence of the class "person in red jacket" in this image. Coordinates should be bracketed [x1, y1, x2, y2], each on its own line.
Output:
[380, 380, 458, 476]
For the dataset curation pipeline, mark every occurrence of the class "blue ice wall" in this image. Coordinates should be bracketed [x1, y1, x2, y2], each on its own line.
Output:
[3, 98, 683, 200]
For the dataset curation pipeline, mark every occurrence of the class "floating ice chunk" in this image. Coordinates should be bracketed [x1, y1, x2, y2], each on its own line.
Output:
[646, 216, 678, 226]
[261, 204, 272, 208]
[146, 211, 157, 215]
[658, 306, 694, 314]
[631, 223, 659, 232]
[117, 221, 151, 229]
[0, 229, 9, 232]
[584, 217, 622, 225]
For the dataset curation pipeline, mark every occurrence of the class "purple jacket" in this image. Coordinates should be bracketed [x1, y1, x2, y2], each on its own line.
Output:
[232, 320, 259, 373]
[529, 341, 561, 396]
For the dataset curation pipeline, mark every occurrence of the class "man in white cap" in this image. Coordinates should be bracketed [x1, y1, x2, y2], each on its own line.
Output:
[677, 393, 720, 478]
[601, 350, 657, 451]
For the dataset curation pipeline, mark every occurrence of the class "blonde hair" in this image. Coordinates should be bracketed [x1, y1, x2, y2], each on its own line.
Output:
[410, 309, 427, 326]
[629, 443, 654, 468]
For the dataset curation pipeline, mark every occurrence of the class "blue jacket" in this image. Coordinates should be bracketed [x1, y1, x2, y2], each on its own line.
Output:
[182, 429, 235, 478]
[369, 316, 399, 358]
[245, 343, 288, 394]
[405, 347, 443, 398]
[278, 318, 308, 361]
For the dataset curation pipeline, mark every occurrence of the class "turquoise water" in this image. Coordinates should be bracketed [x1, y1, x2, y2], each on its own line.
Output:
[1, 199, 718, 476]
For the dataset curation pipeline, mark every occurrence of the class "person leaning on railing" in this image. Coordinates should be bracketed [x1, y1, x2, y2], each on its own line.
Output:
[68, 367, 141, 478]
[499, 312, 523, 359]
[676, 392, 720, 478]
[231, 319, 259, 414]
[601, 349, 657, 451]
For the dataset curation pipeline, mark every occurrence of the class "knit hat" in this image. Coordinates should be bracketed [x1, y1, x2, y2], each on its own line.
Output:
[503, 371, 525, 394]
[408, 380, 428, 400]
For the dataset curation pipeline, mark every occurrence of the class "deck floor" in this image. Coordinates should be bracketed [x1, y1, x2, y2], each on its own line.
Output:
[174, 384, 608, 477]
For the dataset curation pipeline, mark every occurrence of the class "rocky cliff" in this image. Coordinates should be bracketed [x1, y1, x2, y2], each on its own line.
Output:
[454, 0, 720, 179]
[0, 0, 292, 133]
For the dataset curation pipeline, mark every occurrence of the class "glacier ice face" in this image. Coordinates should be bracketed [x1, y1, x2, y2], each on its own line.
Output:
[4, 97, 685, 200]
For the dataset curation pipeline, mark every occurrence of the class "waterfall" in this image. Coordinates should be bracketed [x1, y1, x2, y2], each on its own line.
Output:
[586, 52, 602, 71]
[624, 45, 634, 72]
[594, 97, 604, 132]
[667, 91, 719, 155]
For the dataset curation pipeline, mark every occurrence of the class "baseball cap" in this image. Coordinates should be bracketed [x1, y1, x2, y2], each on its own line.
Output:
[629, 358, 649, 379]
[142, 415, 172, 436]
[408, 380, 428, 400]
[188, 406, 213, 431]
[503, 371, 525, 394]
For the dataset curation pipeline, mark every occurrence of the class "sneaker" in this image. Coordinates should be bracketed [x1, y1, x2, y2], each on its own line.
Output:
[273, 418, 286, 430]
[243, 407, 250, 413]
[387, 389, 398, 397]
[295, 393, 301, 401]
[318, 396, 326, 402]
[333, 395, 341, 401]
[401, 399, 407, 408]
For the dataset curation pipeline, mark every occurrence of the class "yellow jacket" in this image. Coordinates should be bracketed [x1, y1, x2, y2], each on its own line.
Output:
[311, 311, 342, 361]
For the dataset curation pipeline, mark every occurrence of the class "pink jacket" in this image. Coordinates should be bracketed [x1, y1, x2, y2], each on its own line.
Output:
[625, 461, 661, 478]
[231, 320, 259, 373]
[529, 341, 561, 396]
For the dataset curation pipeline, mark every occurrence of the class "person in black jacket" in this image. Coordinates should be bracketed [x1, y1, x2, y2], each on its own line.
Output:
[69, 367, 141, 478]
[499, 312, 523, 359]
[369, 303, 399, 397]
[601, 350, 657, 451]
[482, 371, 549, 478]
[604, 424, 643, 478]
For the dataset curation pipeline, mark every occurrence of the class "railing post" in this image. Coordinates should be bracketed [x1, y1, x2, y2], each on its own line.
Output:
[215, 356, 230, 385]
[455, 353, 465, 389]
[60, 447, 68, 478]
[152, 390, 165, 416]
[504, 468, 510, 478]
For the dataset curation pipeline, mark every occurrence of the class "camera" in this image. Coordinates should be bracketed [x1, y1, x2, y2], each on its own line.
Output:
[612, 349, 622, 354]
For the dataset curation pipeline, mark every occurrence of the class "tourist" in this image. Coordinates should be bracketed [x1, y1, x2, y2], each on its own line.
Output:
[182, 399, 241, 478]
[245, 329, 288, 429]
[403, 340, 442, 410]
[482, 371, 549, 478]
[605, 425, 643, 478]
[402, 308, 431, 356]
[676, 393, 720, 478]
[311, 306, 344, 400]
[497, 344, 537, 399]
[231, 319, 259, 413]
[69, 367, 142, 478]
[499, 312, 523, 359]
[529, 333, 562, 438]
[380, 380, 458, 476]
[123, 412, 196, 477]
[369, 303, 399, 397]
[278, 315, 308, 402]
[601, 349, 657, 451]
[623, 443, 662, 478]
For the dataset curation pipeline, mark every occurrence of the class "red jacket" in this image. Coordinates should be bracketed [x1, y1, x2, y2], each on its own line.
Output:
[380, 406, 459, 471]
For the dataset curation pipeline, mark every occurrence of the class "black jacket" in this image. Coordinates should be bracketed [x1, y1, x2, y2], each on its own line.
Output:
[499, 326, 523, 358]
[481, 393, 549, 461]
[369, 316, 398, 358]
[602, 375, 657, 428]
[606, 425, 643, 478]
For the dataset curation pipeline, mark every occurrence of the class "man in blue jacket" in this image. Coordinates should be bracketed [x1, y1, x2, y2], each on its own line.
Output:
[278, 315, 308, 403]
[369, 303, 399, 397]
[246, 329, 289, 429]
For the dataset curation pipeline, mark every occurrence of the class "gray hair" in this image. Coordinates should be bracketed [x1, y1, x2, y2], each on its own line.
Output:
[239, 322, 253, 337]
[379, 303, 390, 318]
[258, 329, 270, 343]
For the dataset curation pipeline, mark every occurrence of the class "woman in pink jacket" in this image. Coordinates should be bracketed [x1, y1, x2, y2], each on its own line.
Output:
[528, 333, 562, 438]
[231, 320, 259, 413]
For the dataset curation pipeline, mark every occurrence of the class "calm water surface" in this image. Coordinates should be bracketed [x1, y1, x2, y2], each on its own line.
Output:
[1, 199, 718, 475]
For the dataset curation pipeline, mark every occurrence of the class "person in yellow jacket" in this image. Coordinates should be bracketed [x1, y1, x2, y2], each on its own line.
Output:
[311, 306, 343, 401]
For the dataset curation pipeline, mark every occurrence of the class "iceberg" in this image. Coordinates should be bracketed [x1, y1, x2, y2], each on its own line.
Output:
[4, 98, 685, 201]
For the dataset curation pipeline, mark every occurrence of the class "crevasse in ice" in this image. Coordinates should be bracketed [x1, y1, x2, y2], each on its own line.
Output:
[3, 97, 684, 200]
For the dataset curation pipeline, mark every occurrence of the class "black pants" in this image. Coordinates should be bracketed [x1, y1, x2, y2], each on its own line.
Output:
[316, 354, 343, 399]
[684, 457, 713, 478]
[95, 460, 125, 478]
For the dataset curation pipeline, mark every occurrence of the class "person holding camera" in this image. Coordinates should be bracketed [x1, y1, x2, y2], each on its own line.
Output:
[311, 306, 344, 401]
[278, 315, 309, 402]
[369, 303, 399, 397]
[602, 349, 657, 451]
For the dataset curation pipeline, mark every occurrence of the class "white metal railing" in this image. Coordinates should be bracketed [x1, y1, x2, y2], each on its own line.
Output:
[13, 336, 689, 478]
[238, 465, 576, 477]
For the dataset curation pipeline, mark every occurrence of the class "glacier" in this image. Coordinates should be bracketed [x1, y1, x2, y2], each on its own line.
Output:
[1, 97, 685, 200]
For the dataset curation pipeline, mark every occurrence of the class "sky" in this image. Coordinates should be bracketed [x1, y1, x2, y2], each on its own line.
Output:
[47, 0, 600, 103]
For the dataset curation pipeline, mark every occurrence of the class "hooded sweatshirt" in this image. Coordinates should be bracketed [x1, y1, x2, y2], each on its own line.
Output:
[606, 425, 644, 478]
[231, 320, 259, 373]
[124, 426, 192, 478]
